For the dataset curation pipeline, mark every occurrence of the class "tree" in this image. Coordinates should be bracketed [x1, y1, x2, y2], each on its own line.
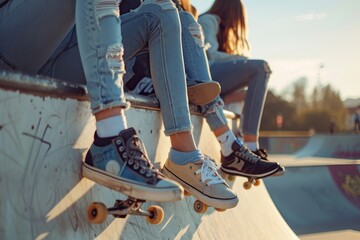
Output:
[300, 109, 333, 133]
[311, 86, 320, 110]
[291, 77, 308, 113]
[261, 90, 297, 131]
[260, 83, 347, 132]
[318, 84, 347, 130]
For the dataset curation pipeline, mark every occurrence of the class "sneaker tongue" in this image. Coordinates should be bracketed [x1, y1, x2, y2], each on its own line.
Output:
[120, 128, 151, 167]
[231, 140, 241, 151]
[119, 127, 137, 141]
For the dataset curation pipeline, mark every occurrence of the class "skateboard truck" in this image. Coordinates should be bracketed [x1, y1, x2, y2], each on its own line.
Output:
[243, 178, 261, 190]
[242, 166, 285, 190]
[224, 175, 261, 190]
[87, 197, 164, 225]
[183, 190, 226, 214]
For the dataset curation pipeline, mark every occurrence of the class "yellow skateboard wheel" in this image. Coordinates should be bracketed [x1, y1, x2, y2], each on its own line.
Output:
[87, 202, 108, 224]
[254, 179, 261, 186]
[146, 205, 164, 225]
[228, 175, 236, 182]
[194, 200, 208, 214]
[243, 181, 252, 190]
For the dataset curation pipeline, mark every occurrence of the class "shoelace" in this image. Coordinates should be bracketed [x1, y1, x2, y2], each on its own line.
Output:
[126, 136, 156, 178]
[195, 157, 226, 186]
[236, 145, 260, 164]
[258, 149, 268, 158]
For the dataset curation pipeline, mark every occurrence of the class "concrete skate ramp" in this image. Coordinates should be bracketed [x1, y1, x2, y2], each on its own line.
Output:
[0, 72, 298, 240]
[265, 164, 360, 234]
[294, 134, 360, 159]
[265, 156, 360, 235]
[265, 134, 360, 235]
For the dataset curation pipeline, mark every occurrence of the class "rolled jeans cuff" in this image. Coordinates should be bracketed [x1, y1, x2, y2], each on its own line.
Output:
[164, 125, 193, 136]
[91, 99, 130, 114]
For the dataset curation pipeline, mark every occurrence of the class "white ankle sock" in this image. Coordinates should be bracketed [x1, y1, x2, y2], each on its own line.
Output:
[96, 115, 128, 138]
[245, 141, 258, 151]
[217, 130, 237, 157]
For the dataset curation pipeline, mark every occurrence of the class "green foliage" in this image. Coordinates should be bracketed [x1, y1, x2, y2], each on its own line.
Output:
[261, 91, 297, 131]
[261, 83, 347, 132]
[300, 110, 333, 132]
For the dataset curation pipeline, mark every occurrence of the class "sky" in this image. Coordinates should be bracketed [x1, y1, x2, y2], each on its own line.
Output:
[192, 0, 360, 100]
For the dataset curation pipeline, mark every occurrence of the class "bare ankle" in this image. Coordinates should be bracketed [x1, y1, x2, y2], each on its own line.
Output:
[170, 131, 197, 152]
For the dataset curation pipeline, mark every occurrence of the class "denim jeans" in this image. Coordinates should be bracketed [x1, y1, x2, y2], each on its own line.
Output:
[38, 0, 193, 136]
[176, 11, 228, 131]
[0, 0, 75, 73]
[76, 0, 129, 112]
[210, 59, 271, 136]
[0, 0, 127, 112]
[122, 11, 229, 132]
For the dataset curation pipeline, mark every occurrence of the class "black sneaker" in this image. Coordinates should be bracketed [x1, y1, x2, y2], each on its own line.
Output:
[252, 148, 285, 176]
[221, 141, 280, 178]
[82, 127, 183, 202]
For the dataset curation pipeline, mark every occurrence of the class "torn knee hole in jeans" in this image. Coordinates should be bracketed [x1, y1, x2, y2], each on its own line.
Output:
[188, 22, 206, 48]
[141, 0, 176, 10]
[105, 44, 125, 78]
[201, 99, 225, 116]
[95, 0, 120, 26]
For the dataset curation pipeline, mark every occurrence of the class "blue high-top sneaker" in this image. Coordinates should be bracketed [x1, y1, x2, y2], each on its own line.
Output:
[82, 127, 183, 202]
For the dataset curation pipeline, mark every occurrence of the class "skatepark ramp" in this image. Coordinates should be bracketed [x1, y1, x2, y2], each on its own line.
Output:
[265, 162, 360, 235]
[265, 132, 360, 236]
[294, 134, 360, 159]
[0, 71, 298, 239]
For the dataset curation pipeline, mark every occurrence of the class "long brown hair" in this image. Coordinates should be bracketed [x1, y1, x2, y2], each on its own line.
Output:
[178, 0, 198, 19]
[206, 0, 250, 55]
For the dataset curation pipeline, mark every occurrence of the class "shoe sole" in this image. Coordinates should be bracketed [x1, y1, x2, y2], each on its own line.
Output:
[187, 82, 221, 105]
[220, 165, 279, 178]
[162, 166, 238, 209]
[271, 166, 286, 177]
[82, 162, 183, 202]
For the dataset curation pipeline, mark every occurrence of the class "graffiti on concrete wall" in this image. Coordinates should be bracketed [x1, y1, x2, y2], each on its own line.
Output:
[328, 165, 360, 209]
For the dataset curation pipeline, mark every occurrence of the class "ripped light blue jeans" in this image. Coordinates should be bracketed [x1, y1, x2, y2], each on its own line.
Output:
[178, 11, 228, 131]
[210, 59, 271, 136]
[38, 0, 193, 136]
[121, 11, 229, 131]
[0, 0, 127, 112]
[0, 0, 75, 72]
[76, 0, 129, 112]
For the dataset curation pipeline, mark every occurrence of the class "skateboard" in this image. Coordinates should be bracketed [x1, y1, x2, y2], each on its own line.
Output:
[87, 197, 164, 225]
[83, 165, 167, 225]
[162, 163, 233, 214]
[187, 82, 221, 106]
[221, 166, 285, 190]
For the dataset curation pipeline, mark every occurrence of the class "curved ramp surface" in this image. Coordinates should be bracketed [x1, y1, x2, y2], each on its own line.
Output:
[265, 160, 360, 235]
[264, 134, 360, 235]
[294, 134, 360, 159]
[0, 76, 298, 240]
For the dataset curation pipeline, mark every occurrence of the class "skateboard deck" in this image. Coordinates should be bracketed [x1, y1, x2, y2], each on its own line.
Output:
[83, 162, 172, 225]
[220, 166, 285, 190]
[162, 164, 237, 214]
[187, 82, 221, 105]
